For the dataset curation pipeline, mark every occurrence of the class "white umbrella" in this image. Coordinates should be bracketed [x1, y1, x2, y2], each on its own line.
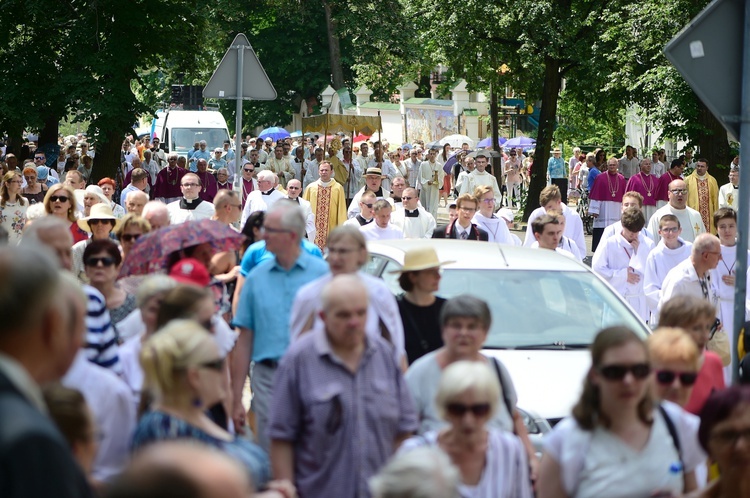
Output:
[439, 134, 475, 149]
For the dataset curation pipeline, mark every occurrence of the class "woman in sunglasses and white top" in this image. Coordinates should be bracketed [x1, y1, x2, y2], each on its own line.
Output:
[400, 361, 533, 498]
[538, 327, 699, 498]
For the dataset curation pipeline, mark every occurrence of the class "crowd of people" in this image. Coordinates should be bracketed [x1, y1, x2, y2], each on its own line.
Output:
[0, 132, 748, 498]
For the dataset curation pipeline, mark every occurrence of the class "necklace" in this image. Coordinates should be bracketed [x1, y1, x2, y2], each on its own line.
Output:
[639, 172, 654, 197]
[198, 172, 207, 192]
[721, 249, 736, 275]
[607, 173, 619, 198]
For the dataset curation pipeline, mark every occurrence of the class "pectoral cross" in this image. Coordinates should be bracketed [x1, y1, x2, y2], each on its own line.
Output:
[694, 223, 701, 234]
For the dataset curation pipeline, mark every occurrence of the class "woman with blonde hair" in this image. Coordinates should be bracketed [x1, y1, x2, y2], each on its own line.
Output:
[400, 361, 532, 497]
[0, 170, 28, 243]
[538, 326, 698, 498]
[133, 319, 271, 491]
[44, 183, 87, 244]
[114, 213, 151, 258]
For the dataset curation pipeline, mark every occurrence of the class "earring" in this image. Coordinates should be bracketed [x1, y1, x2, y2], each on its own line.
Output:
[192, 397, 202, 408]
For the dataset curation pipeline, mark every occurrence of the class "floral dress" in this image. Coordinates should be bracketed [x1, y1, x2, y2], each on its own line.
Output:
[0, 200, 28, 244]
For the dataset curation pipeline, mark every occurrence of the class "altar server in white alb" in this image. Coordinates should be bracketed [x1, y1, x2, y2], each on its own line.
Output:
[391, 188, 436, 239]
[643, 214, 692, 322]
[470, 185, 514, 245]
[592, 207, 654, 321]
[361, 199, 405, 241]
[523, 185, 585, 258]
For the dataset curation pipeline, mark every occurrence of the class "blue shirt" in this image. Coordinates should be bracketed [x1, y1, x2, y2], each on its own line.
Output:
[587, 167, 601, 191]
[239, 239, 323, 277]
[233, 250, 329, 362]
[547, 156, 566, 179]
[189, 149, 212, 172]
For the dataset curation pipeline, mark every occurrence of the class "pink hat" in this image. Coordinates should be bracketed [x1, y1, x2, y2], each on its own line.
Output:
[169, 258, 211, 287]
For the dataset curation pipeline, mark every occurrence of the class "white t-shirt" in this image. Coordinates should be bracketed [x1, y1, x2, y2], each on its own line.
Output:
[543, 402, 702, 498]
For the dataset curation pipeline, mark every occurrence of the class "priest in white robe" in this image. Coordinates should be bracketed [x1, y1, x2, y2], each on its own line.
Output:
[419, 148, 445, 219]
[646, 179, 706, 243]
[391, 188, 436, 239]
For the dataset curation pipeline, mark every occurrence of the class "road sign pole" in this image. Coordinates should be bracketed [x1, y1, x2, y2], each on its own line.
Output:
[732, 0, 750, 384]
[234, 42, 245, 189]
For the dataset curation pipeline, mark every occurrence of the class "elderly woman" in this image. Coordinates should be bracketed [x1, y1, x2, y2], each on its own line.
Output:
[0, 171, 28, 243]
[370, 447, 460, 498]
[133, 320, 271, 491]
[114, 213, 151, 259]
[400, 361, 533, 498]
[659, 295, 725, 415]
[72, 204, 121, 281]
[538, 327, 698, 498]
[44, 183, 88, 244]
[82, 185, 108, 218]
[21, 165, 48, 204]
[83, 239, 136, 326]
[405, 295, 538, 478]
[396, 247, 450, 364]
[97, 177, 126, 218]
[694, 387, 750, 498]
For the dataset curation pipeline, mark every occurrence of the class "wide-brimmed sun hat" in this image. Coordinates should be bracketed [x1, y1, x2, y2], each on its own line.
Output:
[77, 203, 121, 233]
[389, 246, 455, 274]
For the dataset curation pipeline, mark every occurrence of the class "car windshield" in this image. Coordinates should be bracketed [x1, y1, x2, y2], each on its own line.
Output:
[171, 128, 229, 153]
[377, 265, 648, 348]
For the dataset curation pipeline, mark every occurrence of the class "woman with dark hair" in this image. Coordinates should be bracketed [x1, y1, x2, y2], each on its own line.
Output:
[438, 143, 452, 207]
[240, 210, 265, 255]
[538, 327, 697, 498]
[696, 386, 750, 498]
[84, 238, 136, 326]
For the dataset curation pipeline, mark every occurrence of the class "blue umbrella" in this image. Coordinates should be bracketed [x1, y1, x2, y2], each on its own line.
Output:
[477, 137, 508, 148]
[504, 136, 536, 148]
[400, 143, 413, 150]
[259, 127, 291, 141]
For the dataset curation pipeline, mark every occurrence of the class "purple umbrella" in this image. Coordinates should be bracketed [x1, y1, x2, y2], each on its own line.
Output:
[477, 137, 508, 148]
[119, 219, 246, 277]
[503, 136, 536, 148]
[443, 151, 473, 174]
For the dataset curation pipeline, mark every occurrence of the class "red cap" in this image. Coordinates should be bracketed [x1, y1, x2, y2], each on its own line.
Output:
[169, 258, 211, 287]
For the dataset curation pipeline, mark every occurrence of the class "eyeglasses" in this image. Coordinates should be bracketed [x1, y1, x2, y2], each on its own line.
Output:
[168, 158, 177, 162]
[261, 226, 291, 234]
[120, 233, 141, 242]
[198, 358, 225, 371]
[459, 206, 477, 212]
[445, 403, 491, 417]
[655, 370, 698, 386]
[243, 168, 255, 173]
[669, 189, 688, 194]
[49, 195, 69, 203]
[598, 363, 651, 381]
[361, 203, 374, 208]
[711, 428, 750, 446]
[181, 183, 199, 188]
[481, 198, 496, 204]
[88, 219, 113, 226]
[85, 256, 116, 267]
[660, 227, 680, 233]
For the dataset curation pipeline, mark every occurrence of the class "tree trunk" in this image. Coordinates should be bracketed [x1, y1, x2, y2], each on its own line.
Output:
[523, 56, 561, 222]
[323, 1, 345, 90]
[39, 113, 60, 152]
[91, 129, 124, 186]
[695, 99, 732, 173]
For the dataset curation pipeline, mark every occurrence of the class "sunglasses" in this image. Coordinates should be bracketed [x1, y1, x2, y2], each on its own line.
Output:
[88, 219, 113, 226]
[655, 370, 698, 386]
[445, 403, 491, 417]
[85, 256, 116, 267]
[598, 363, 651, 381]
[243, 168, 255, 173]
[34, 157, 45, 161]
[198, 358, 225, 371]
[120, 233, 141, 242]
[50, 195, 69, 203]
[361, 203, 374, 208]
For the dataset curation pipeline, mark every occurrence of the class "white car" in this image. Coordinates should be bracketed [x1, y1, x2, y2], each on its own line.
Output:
[364, 239, 650, 442]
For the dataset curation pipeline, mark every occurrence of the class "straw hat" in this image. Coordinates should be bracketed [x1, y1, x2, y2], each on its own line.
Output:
[389, 246, 455, 274]
[77, 203, 121, 233]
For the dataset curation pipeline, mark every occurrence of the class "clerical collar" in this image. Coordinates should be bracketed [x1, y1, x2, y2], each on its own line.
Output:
[318, 179, 334, 187]
[262, 188, 275, 195]
[288, 197, 299, 204]
[373, 187, 384, 197]
[405, 209, 419, 218]
[734, 185, 739, 189]
[180, 197, 203, 210]
[356, 215, 373, 226]
[391, 195, 402, 202]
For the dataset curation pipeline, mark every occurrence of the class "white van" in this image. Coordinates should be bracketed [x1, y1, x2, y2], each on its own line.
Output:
[160, 110, 230, 158]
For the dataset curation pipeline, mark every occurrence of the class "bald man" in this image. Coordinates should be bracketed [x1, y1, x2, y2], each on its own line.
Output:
[646, 179, 705, 242]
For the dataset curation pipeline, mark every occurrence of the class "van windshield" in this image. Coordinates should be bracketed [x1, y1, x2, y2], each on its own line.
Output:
[171, 128, 229, 154]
